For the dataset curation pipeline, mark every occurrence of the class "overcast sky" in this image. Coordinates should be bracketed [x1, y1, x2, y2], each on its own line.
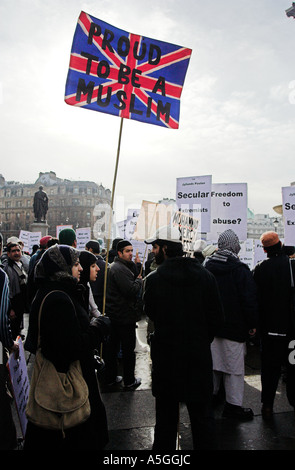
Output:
[1, 0, 295, 217]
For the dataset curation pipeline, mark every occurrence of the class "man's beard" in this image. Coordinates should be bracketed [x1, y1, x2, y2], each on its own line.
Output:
[155, 248, 165, 265]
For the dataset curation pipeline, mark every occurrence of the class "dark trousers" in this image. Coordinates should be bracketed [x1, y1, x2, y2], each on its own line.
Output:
[261, 334, 295, 408]
[104, 322, 136, 386]
[153, 396, 217, 450]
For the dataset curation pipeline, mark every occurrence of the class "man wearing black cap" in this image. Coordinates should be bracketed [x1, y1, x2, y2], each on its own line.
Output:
[253, 231, 295, 419]
[104, 240, 142, 389]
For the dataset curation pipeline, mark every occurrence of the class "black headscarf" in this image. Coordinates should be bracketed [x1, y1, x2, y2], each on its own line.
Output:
[79, 250, 97, 286]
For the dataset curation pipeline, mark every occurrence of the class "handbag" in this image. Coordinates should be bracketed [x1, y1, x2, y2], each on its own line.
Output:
[25, 291, 91, 436]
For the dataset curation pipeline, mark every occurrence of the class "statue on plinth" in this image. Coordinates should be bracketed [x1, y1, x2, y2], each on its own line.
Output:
[33, 185, 48, 223]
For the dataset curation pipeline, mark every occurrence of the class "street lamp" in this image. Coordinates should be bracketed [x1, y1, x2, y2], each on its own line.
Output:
[286, 3, 295, 18]
[273, 218, 279, 233]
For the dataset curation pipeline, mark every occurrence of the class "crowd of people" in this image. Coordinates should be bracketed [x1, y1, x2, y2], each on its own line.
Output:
[0, 225, 295, 450]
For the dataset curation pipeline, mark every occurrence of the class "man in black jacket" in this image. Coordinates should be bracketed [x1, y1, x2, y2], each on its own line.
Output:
[104, 240, 142, 388]
[253, 231, 295, 419]
[2, 242, 28, 339]
[143, 226, 224, 450]
[204, 229, 257, 421]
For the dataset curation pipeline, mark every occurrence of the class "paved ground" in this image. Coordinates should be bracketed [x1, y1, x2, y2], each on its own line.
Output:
[12, 315, 295, 452]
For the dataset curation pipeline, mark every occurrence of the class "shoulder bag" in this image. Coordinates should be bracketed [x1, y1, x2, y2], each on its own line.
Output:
[25, 291, 91, 436]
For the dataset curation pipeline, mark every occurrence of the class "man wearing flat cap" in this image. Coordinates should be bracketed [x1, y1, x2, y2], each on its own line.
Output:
[253, 231, 295, 419]
[104, 240, 142, 389]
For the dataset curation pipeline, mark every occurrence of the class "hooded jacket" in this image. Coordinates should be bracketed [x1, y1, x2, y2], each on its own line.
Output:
[144, 256, 224, 402]
[205, 251, 258, 342]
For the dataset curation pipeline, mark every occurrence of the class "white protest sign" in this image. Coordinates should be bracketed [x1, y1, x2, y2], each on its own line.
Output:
[131, 240, 152, 264]
[239, 239, 254, 270]
[207, 183, 248, 241]
[19, 230, 42, 253]
[125, 215, 138, 240]
[116, 219, 128, 239]
[93, 202, 112, 240]
[172, 210, 199, 255]
[132, 200, 175, 241]
[282, 186, 295, 245]
[253, 239, 267, 266]
[176, 175, 212, 233]
[76, 227, 91, 249]
[127, 208, 140, 220]
[7, 337, 29, 438]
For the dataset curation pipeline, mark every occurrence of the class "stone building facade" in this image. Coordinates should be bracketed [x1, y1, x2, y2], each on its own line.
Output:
[0, 171, 111, 243]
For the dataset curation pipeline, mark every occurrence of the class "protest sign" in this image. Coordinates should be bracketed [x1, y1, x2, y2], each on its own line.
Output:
[131, 240, 151, 264]
[239, 239, 254, 270]
[207, 183, 248, 241]
[132, 200, 176, 241]
[116, 219, 128, 239]
[282, 186, 295, 245]
[76, 227, 91, 249]
[254, 239, 267, 266]
[125, 214, 139, 240]
[127, 209, 140, 220]
[19, 230, 42, 253]
[7, 337, 29, 438]
[176, 175, 212, 233]
[172, 210, 199, 255]
[65, 11, 192, 129]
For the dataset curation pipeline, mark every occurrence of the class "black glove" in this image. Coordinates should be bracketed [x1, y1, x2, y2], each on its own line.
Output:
[90, 315, 111, 338]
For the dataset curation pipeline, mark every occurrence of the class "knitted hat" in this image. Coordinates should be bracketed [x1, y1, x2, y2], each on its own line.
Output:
[59, 228, 76, 246]
[117, 239, 132, 252]
[260, 231, 280, 248]
[79, 250, 97, 284]
[218, 229, 241, 254]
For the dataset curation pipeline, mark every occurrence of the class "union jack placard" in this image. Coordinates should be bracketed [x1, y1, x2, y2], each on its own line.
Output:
[65, 12, 192, 129]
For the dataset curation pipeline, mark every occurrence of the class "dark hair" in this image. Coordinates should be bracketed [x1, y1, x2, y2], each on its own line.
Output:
[157, 240, 183, 258]
[6, 242, 20, 252]
[282, 245, 295, 256]
[85, 240, 100, 254]
[47, 237, 59, 248]
[0, 232, 2, 246]
[264, 241, 282, 256]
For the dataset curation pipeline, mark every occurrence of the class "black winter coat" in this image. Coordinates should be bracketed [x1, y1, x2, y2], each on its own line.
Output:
[24, 280, 109, 450]
[144, 256, 224, 403]
[253, 253, 295, 336]
[205, 252, 258, 342]
[106, 257, 142, 325]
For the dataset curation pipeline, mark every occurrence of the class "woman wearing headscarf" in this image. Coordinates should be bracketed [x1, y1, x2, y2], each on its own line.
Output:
[78, 250, 100, 318]
[204, 229, 258, 420]
[24, 244, 110, 449]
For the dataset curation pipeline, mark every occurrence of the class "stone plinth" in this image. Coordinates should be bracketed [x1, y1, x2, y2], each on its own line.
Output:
[30, 222, 49, 237]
